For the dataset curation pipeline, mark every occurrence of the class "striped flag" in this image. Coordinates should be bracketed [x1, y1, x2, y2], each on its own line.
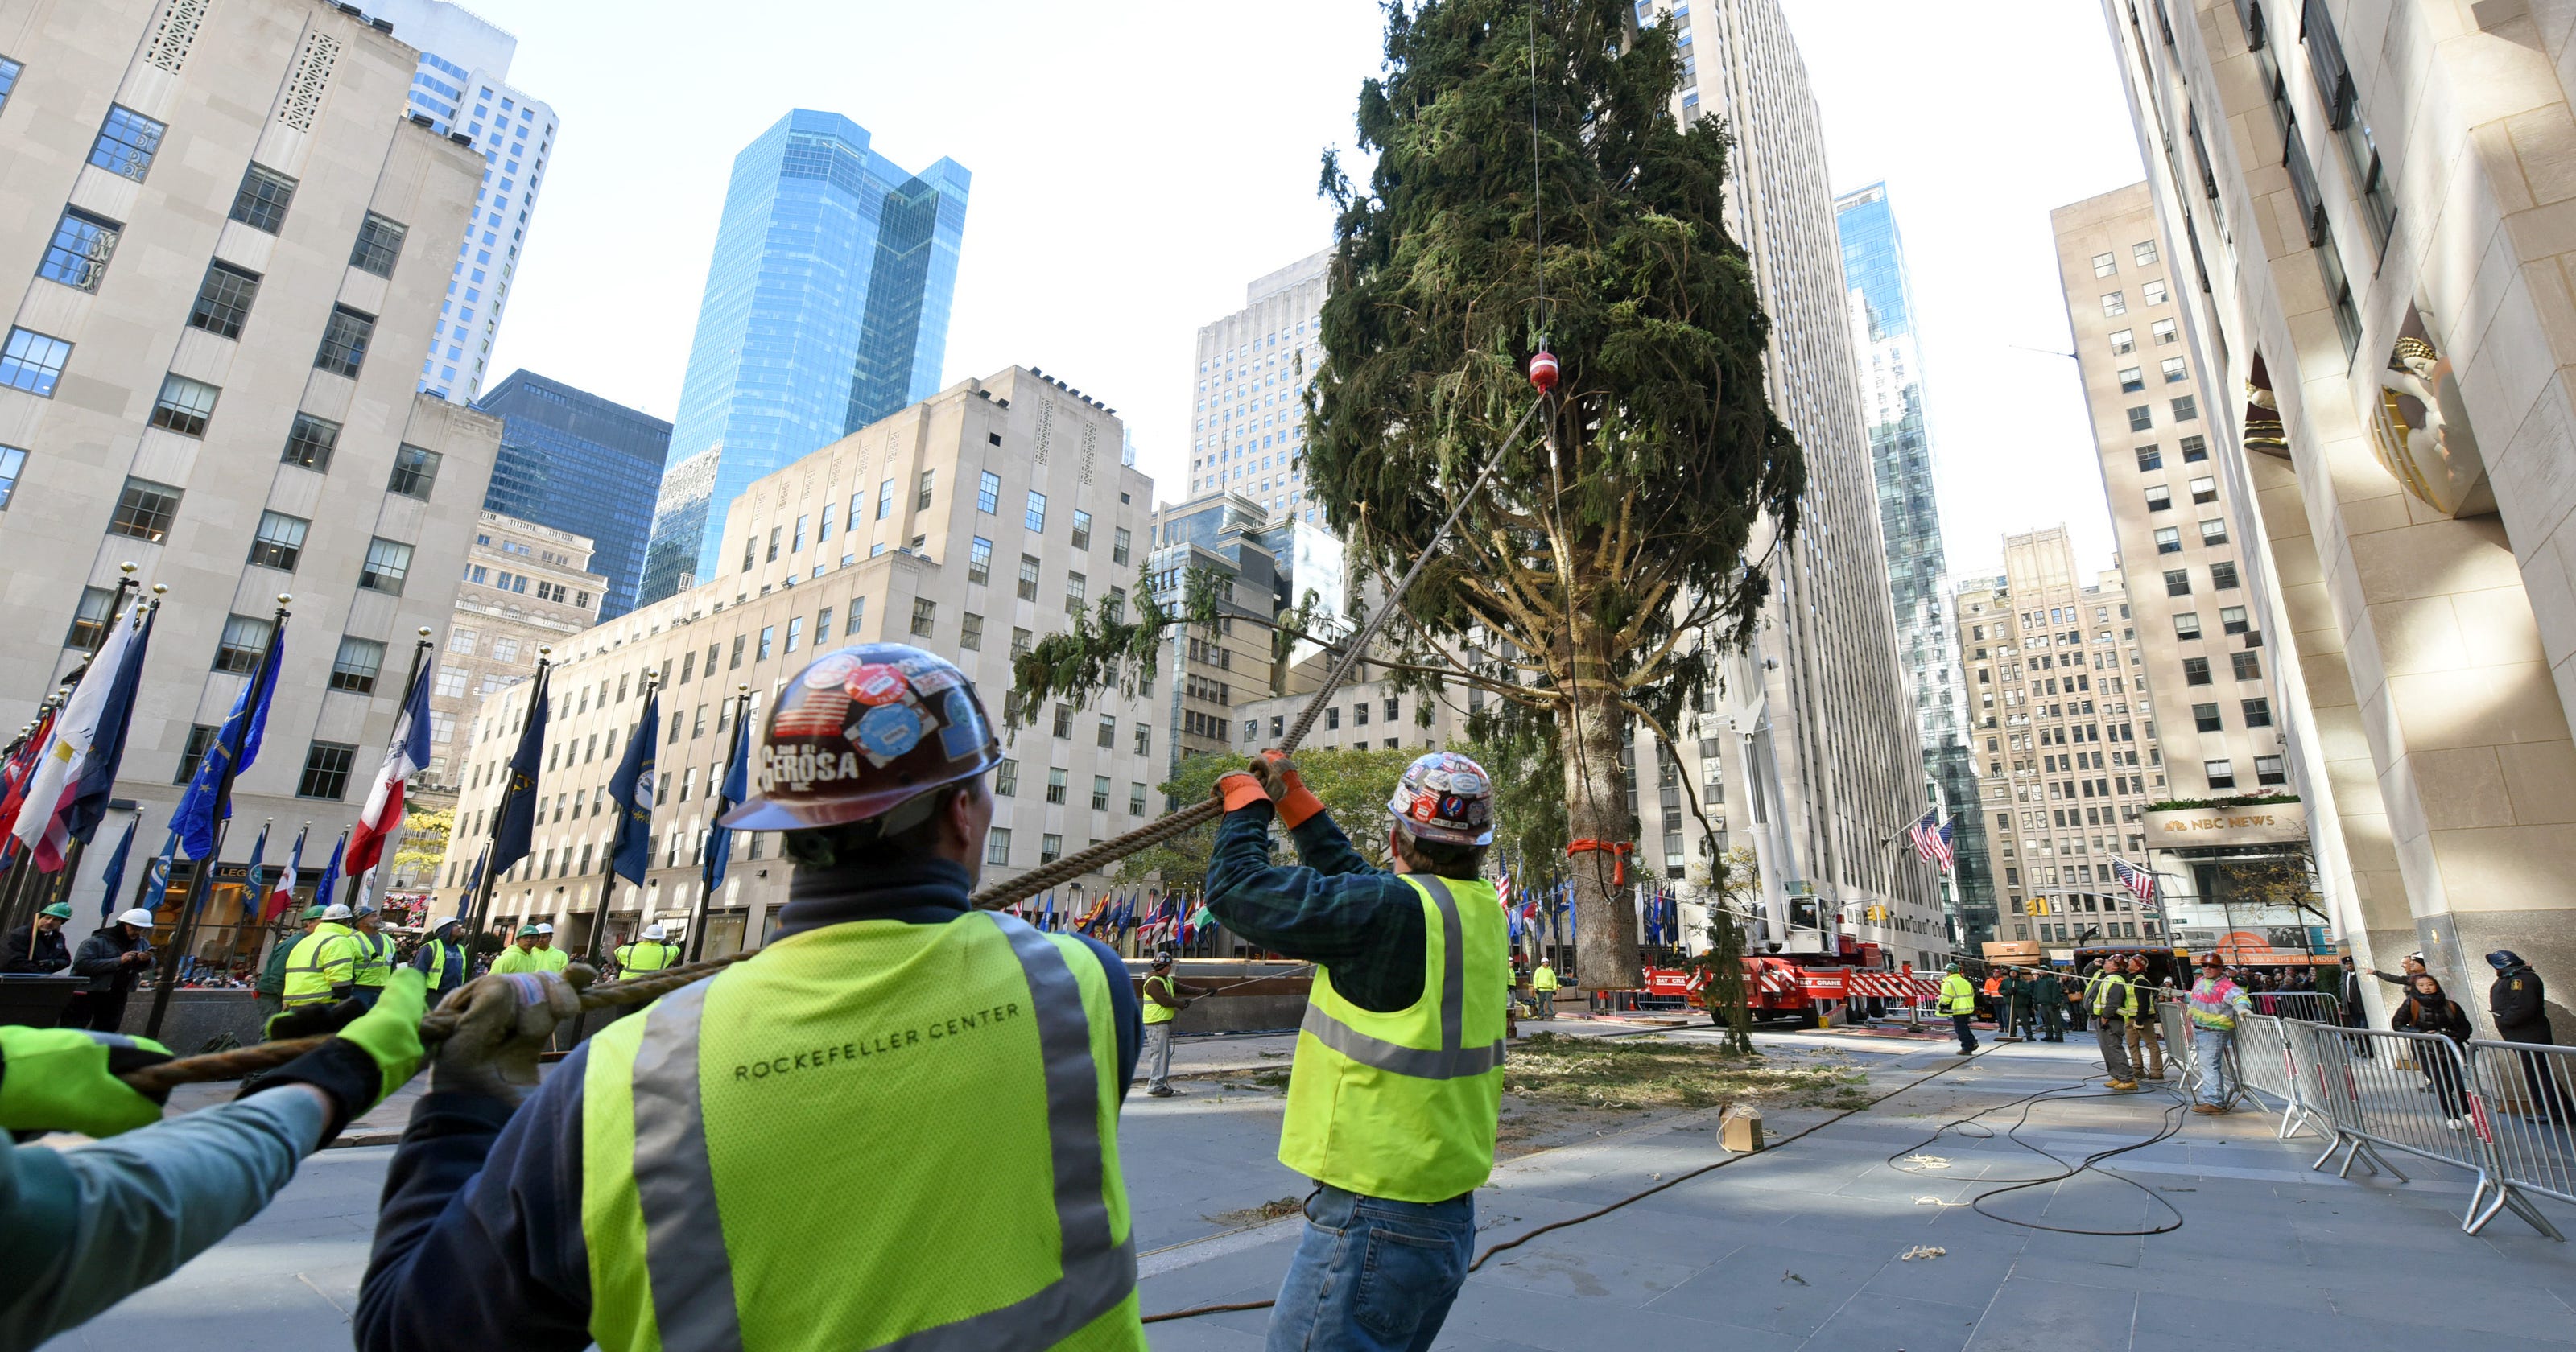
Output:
[1908, 809, 1955, 872]
[2112, 855, 2159, 905]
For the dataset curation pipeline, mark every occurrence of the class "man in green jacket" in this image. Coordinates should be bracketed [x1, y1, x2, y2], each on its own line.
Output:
[256, 907, 326, 1023]
[2033, 968, 2067, 1042]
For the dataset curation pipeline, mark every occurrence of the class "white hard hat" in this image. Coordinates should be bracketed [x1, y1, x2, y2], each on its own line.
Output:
[321, 903, 353, 921]
[116, 908, 156, 929]
[432, 915, 463, 933]
[535, 922, 555, 934]
[642, 923, 667, 941]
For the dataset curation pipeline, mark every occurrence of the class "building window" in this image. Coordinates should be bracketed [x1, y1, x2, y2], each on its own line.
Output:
[1017, 554, 1042, 601]
[2243, 697, 2273, 728]
[2219, 605, 2249, 635]
[386, 443, 441, 498]
[315, 305, 374, 377]
[977, 470, 1001, 513]
[360, 538, 413, 595]
[2092, 252, 2118, 277]
[1039, 834, 1063, 865]
[297, 741, 358, 799]
[184, 261, 263, 339]
[2133, 239, 2160, 265]
[174, 723, 217, 783]
[283, 413, 340, 471]
[329, 636, 385, 694]
[994, 760, 1018, 796]
[247, 510, 308, 571]
[2179, 434, 2207, 463]
[2118, 366, 2145, 393]
[0, 444, 23, 510]
[2193, 702, 2223, 732]
[37, 209, 120, 292]
[2109, 328, 2136, 356]
[213, 613, 274, 674]
[875, 479, 894, 521]
[2145, 485, 2171, 512]
[2174, 612, 2202, 641]
[0, 57, 19, 116]
[349, 212, 407, 278]
[2135, 445, 2161, 472]
[2255, 755, 2288, 786]
[2159, 357, 2188, 385]
[1090, 774, 1111, 811]
[2169, 395, 2198, 422]
[1113, 526, 1132, 565]
[88, 105, 166, 181]
[1045, 766, 1067, 804]
[1024, 490, 1047, 533]
[2203, 759, 2236, 790]
[2100, 291, 2127, 316]
[910, 597, 935, 637]
[985, 828, 1013, 865]
[436, 665, 469, 698]
[2164, 569, 2190, 596]
[968, 536, 993, 584]
[148, 374, 221, 437]
[2126, 405, 2153, 432]
[227, 163, 298, 233]
[0, 328, 71, 397]
[66, 587, 118, 652]
[2183, 657, 2211, 686]
[2142, 278, 2169, 306]
[1071, 509, 1092, 550]
[2198, 518, 2228, 546]
[2231, 650, 2264, 682]
[1051, 703, 1073, 739]
[2189, 476, 2218, 505]
[1129, 782, 1147, 815]
[1065, 571, 1086, 615]
[916, 468, 935, 511]
[109, 476, 182, 541]
[1012, 627, 1032, 657]
[1134, 723, 1151, 757]
[755, 625, 774, 661]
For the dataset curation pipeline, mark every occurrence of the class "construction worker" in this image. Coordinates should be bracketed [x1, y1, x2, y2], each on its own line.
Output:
[1939, 963, 1979, 1055]
[66, 909, 157, 1033]
[3, 901, 73, 975]
[1203, 748, 1509, 1351]
[410, 917, 469, 1003]
[532, 922, 569, 973]
[2093, 959, 2141, 1090]
[270, 903, 361, 1037]
[356, 642, 1146, 1351]
[1530, 957, 1560, 1020]
[1141, 948, 1208, 1097]
[349, 905, 395, 1009]
[487, 925, 545, 975]
[2122, 955, 2165, 1080]
[610, 923, 680, 975]
[258, 906, 327, 1024]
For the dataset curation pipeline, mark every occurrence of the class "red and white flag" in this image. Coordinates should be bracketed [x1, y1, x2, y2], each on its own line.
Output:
[343, 661, 433, 877]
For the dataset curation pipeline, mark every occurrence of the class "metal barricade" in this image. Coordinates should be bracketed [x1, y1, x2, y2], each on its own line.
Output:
[2464, 1039, 2576, 1239]
[2158, 1000, 2194, 1084]
[2298, 1024, 2559, 1239]
[2248, 991, 2342, 1024]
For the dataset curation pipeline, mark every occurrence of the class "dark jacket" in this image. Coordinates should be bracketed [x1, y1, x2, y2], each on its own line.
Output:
[2392, 989, 2473, 1045]
[256, 926, 303, 997]
[2, 924, 72, 975]
[1202, 798, 1432, 1012]
[2000, 975, 2033, 1011]
[355, 853, 1139, 1352]
[71, 926, 150, 995]
[2491, 964, 2555, 1045]
[2032, 971, 2065, 1004]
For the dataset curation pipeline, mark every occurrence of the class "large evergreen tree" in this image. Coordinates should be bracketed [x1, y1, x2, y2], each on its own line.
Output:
[1302, 0, 1802, 987]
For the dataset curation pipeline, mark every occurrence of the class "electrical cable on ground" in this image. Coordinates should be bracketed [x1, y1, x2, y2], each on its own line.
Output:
[1883, 1064, 2196, 1237]
[1142, 1038, 2182, 1324]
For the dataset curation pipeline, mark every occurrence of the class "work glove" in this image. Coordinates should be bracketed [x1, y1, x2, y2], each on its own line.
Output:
[1213, 769, 1272, 814]
[264, 995, 365, 1041]
[430, 968, 587, 1105]
[0, 1027, 172, 1139]
[239, 967, 429, 1143]
[1250, 749, 1326, 828]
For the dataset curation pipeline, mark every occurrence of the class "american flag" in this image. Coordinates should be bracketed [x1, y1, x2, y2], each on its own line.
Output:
[1908, 809, 1955, 872]
[2112, 855, 2159, 905]
[1496, 868, 1516, 915]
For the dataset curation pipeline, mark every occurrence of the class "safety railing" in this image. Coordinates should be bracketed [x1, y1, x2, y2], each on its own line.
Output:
[2298, 1025, 2562, 1239]
[2463, 1039, 2576, 1237]
[2248, 991, 2342, 1024]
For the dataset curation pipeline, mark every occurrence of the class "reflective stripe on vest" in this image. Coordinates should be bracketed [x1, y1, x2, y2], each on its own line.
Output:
[602, 913, 1138, 1350]
[281, 925, 356, 1008]
[1295, 877, 1505, 1080]
[617, 942, 679, 973]
[1141, 974, 1176, 1025]
[352, 931, 392, 987]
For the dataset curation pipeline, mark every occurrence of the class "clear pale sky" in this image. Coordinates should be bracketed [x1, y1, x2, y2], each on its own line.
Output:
[472, 0, 2141, 583]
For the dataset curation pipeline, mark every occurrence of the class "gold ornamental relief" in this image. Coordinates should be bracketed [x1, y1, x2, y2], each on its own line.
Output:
[2364, 304, 2495, 517]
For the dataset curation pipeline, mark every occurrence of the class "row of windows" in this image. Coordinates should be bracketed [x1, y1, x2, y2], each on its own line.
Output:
[2141, 476, 2219, 511]
[2123, 396, 2198, 431]
[2151, 518, 2228, 552]
[174, 727, 359, 801]
[2132, 435, 2207, 471]
[97, 462, 431, 552]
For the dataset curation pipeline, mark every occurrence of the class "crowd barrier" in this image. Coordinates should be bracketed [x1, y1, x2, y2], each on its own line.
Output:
[2248, 991, 2343, 1024]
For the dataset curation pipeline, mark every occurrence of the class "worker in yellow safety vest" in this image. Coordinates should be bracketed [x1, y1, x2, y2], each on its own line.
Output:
[1530, 959, 1560, 1020]
[1203, 747, 1509, 1350]
[410, 916, 469, 1002]
[271, 904, 360, 1037]
[348, 905, 395, 1008]
[487, 925, 546, 975]
[2092, 962, 2142, 1090]
[532, 922, 569, 973]
[611, 923, 680, 975]
[1939, 963, 1981, 1056]
[356, 642, 1149, 1350]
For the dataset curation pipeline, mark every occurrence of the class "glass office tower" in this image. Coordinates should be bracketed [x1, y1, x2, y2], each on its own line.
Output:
[474, 370, 671, 622]
[638, 110, 968, 602]
[1835, 182, 1995, 944]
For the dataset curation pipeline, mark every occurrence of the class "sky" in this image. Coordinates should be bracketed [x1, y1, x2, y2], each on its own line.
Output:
[470, 0, 2141, 586]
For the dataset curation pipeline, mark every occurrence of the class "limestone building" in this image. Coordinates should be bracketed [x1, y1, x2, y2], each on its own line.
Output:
[0, 0, 497, 947]
[1189, 252, 1328, 525]
[2097, 0, 2576, 1024]
[428, 367, 1158, 958]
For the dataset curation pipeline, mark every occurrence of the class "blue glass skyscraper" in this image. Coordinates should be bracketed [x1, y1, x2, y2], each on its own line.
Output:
[1835, 182, 1995, 944]
[638, 110, 968, 602]
[475, 370, 671, 622]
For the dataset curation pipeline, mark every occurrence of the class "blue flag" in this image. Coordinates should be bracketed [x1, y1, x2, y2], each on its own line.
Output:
[312, 831, 346, 913]
[461, 844, 486, 899]
[171, 618, 286, 860]
[239, 821, 270, 922]
[704, 695, 751, 894]
[608, 693, 660, 884]
[93, 814, 139, 925]
[487, 665, 552, 877]
[133, 831, 176, 925]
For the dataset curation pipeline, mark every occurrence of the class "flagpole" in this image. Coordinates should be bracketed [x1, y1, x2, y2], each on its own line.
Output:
[147, 593, 284, 1038]
[463, 648, 550, 954]
[685, 683, 749, 963]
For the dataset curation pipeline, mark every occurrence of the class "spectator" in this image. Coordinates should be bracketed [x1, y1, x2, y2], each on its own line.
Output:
[2033, 967, 2066, 1043]
[2, 903, 74, 975]
[2391, 972, 2475, 1129]
[2001, 968, 2034, 1040]
[2066, 964, 2092, 1034]
[67, 909, 157, 1033]
[2183, 954, 2253, 1114]
[2124, 956, 2165, 1081]
[2487, 950, 2573, 1125]
[2372, 951, 2427, 991]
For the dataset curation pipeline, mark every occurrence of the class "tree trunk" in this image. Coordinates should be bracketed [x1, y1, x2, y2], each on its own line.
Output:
[1561, 644, 1640, 991]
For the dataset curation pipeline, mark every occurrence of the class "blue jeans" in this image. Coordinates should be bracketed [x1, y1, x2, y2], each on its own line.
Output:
[1267, 1184, 1474, 1352]
[2190, 1025, 2235, 1105]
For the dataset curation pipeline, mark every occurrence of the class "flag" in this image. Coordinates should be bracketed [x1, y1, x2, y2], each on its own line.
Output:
[2112, 855, 2158, 906]
[608, 692, 661, 884]
[18, 598, 155, 868]
[172, 617, 287, 862]
[704, 693, 751, 894]
[262, 826, 308, 921]
[239, 821, 270, 922]
[345, 658, 435, 876]
[312, 831, 346, 913]
[487, 665, 553, 878]
[93, 814, 138, 926]
[130, 830, 175, 925]
[460, 845, 487, 900]
[1908, 809, 1955, 873]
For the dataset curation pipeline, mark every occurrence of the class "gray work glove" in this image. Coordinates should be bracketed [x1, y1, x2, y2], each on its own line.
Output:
[429, 967, 588, 1104]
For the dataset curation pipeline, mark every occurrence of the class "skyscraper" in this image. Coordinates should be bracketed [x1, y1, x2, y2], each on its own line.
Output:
[358, 0, 557, 404]
[1191, 250, 1328, 525]
[638, 110, 969, 604]
[1834, 183, 1992, 944]
[473, 370, 671, 622]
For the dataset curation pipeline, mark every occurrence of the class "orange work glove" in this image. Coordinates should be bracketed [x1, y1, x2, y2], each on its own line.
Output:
[1214, 771, 1272, 813]
[1253, 750, 1326, 828]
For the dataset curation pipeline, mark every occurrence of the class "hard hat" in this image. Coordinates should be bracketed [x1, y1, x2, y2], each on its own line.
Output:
[1384, 751, 1496, 847]
[38, 902, 71, 920]
[517, 924, 542, 938]
[431, 915, 462, 934]
[1151, 948, 1175, 967]
[719, 643, 1002, 832]
[354, 902, 378, 917]
[535, 922, 554, 934]
[321, 903, 353, 921]
[116, 908, 156, 929]
[642, 923, 667, 941]
[302, 904, 328, 921]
